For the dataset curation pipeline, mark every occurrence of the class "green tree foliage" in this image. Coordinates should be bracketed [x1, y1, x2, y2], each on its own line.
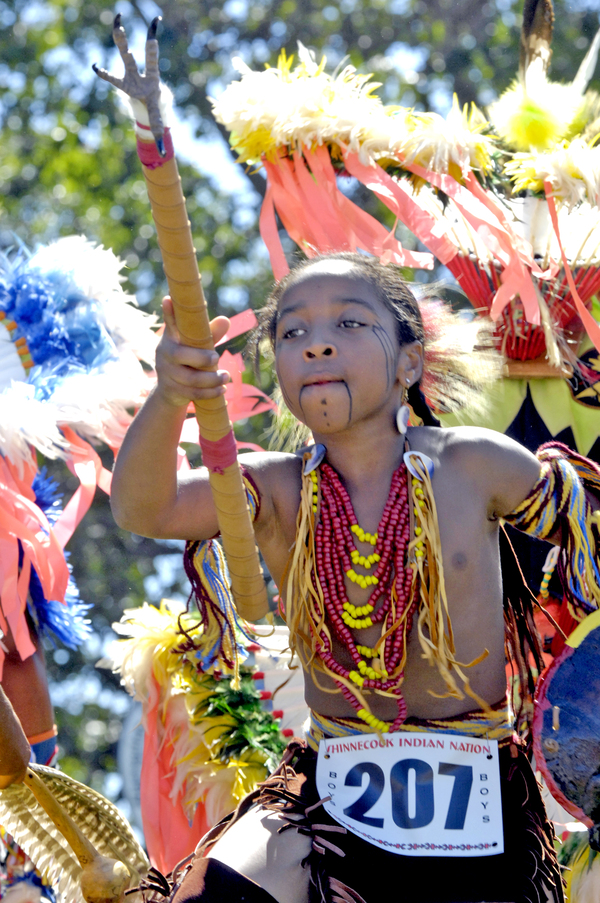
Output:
[0, 0, 597, 801]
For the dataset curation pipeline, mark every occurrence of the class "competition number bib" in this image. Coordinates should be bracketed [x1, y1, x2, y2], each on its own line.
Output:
[316, 731, 503, 857]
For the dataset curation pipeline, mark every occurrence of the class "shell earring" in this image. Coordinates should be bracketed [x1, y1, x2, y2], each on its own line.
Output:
[396, 380, 410, 435]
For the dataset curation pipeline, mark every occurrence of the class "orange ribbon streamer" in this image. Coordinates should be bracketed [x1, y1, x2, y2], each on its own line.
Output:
[341, 150, 457, 267]
[397, 159, 562, 325]
[52, 427, 113, 549]
[140, 673, 209, 874]
[0, 457, 70, 674]
[261, 146, 433, 274]
[544, 183, 600, 354]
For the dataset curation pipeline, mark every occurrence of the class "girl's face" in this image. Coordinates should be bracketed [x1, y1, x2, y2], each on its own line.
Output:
[274, 260, 422, 438]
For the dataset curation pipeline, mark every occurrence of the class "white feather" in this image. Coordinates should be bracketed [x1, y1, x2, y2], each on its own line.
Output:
[0, 236, 158, 465]
[28, 237, 159, 365]
[117, 83, 174, 135]
[0, 383, 68, 468]
[29, 236, 126, 299]
[50, 357, 155, 448]
[572, 26, 600, 95]
[0, 320, 27, 391]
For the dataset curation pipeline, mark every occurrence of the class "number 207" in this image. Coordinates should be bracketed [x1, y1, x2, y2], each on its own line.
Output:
[343, 759, 473, 830]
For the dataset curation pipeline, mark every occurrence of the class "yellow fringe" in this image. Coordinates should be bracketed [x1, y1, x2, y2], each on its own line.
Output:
[410, 457, 492, 712]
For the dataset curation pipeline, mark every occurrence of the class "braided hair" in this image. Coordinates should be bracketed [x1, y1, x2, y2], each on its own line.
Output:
[407, 383, 440, 428]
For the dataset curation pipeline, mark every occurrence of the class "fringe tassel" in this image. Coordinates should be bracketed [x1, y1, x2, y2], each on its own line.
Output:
[506, 441, 600, 622]
[500, 526, 546, 746]
[180, 473, 262, 686]
[410, 457, 493, 712]
[182, 539, 243, 685]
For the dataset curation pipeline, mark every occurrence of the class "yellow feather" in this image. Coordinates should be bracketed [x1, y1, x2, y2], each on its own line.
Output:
[489, 80, 584, 152]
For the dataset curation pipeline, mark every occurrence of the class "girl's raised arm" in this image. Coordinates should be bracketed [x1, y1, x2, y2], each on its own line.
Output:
[110, 299, 231, 541]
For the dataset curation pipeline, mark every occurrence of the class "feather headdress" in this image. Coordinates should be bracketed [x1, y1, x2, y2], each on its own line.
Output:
[0, 236, 158, 465]
[212, 3, 600, 371]
[0, 236, 158, 669]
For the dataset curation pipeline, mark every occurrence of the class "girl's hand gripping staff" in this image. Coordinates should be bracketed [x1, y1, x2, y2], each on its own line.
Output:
[93, 17, 268, 620]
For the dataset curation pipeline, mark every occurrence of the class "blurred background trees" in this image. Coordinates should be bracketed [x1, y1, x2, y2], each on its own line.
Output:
[0, 0, 598, 813]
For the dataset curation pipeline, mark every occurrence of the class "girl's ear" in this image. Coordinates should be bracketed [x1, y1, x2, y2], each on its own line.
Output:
[397, 341, 424, 387]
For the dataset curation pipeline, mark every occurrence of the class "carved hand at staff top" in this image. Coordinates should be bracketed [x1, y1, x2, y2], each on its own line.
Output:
[93, 14, 166, 155]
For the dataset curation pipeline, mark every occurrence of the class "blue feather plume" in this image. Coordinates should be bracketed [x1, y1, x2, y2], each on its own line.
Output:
[27, 468, 92, 650]
[0, 250, 116, 375]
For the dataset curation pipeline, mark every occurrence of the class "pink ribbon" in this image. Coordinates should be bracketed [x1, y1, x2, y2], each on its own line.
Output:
[396, 159, 563, 324]
[259, 184, 289, 279]
[176, 310, 276, 469]
[260, 147, 434, 275]
[215, 308, 258, 345]
[140, 673, 209, 873]
[544, 182, 600, 353]
[53, 428, 113, 549]
[0, 457, 70, 673]
[341, 150, 458, 266]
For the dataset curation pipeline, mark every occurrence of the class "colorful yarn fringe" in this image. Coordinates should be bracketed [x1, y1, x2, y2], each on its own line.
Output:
[505, 442, 600, 622]
[181, 472, 262, 687]
[409, 455, 492, 711]
[0, 825, 56, 902]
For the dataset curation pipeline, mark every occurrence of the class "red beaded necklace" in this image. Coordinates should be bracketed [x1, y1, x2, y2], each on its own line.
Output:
[313, 460, 417, 730]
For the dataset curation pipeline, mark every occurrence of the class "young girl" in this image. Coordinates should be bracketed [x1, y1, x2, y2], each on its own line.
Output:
[111, 253, 572, 903]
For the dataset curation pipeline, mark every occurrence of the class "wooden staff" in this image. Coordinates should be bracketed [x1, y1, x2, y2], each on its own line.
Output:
[94, 17, 267, 620]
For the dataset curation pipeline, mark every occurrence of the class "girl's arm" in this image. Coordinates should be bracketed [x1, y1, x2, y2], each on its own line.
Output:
[110, 299, 231, 540]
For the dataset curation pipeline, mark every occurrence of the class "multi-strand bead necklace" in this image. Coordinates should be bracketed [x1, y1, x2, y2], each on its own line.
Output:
[310, 460, 417, 731]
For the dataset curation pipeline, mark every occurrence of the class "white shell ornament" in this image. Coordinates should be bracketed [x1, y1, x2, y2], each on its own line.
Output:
[303, 443, 327, 475]
[396, 405, 410, 435]
[403, 451, 434, 481]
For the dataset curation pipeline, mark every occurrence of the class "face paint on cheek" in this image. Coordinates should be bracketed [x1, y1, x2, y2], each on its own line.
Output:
[343, 384, 353, 425]
[372, 324, 396, 391]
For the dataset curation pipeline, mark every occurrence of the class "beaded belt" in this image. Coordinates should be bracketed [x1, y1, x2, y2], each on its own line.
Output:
[306, 701, 515, 752]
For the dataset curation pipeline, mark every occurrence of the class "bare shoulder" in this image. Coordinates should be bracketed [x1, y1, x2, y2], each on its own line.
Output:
[446, 426, 541, 516]
[410, 425, 541, 517]
[237, 450, 303, 526]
